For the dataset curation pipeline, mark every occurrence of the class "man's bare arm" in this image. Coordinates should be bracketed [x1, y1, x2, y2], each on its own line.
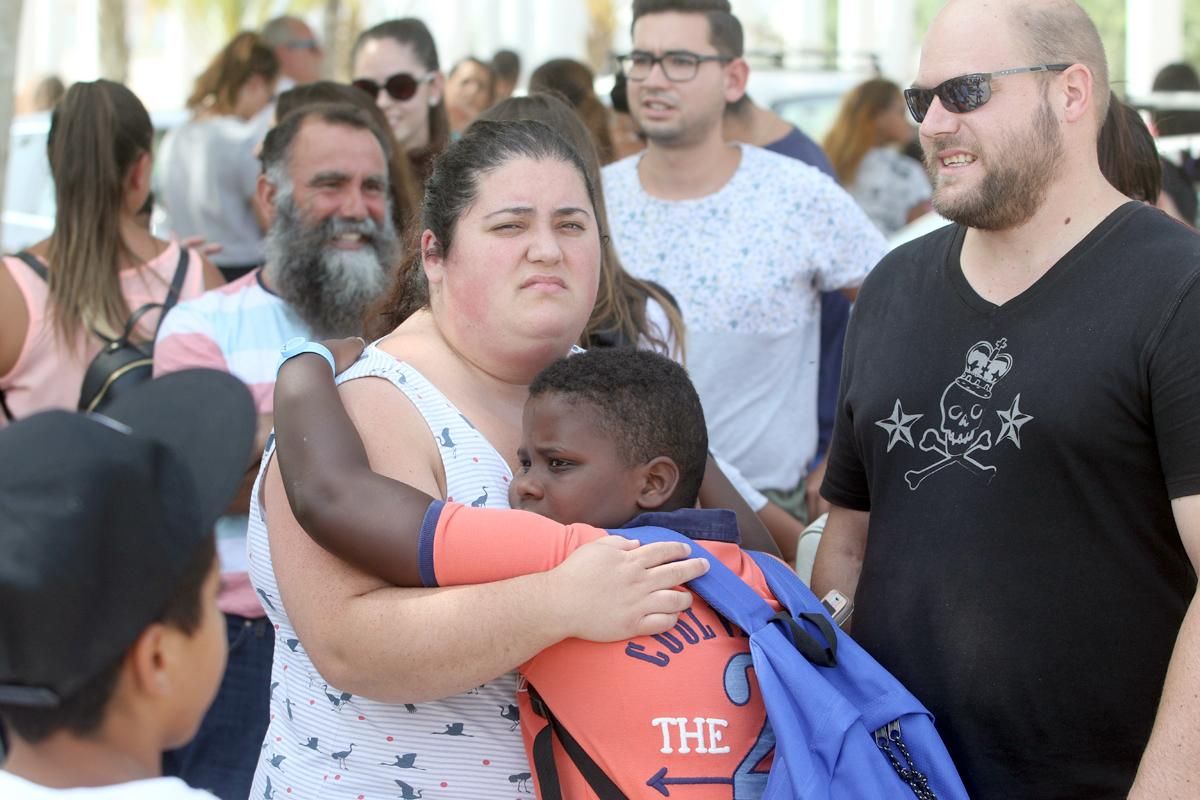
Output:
[1128, 494, 1200, 798]
[810, 504, 870, 628]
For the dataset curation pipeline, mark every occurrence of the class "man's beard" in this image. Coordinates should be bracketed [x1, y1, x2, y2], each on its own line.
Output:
[925, 97, 1064, 231]
[263, 195, 399, 339]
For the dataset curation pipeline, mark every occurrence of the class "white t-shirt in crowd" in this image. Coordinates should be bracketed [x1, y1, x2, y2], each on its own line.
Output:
[847, 147, 932, 237]
[154, 116, 265, 268]
[603, 144, 888, 491]
[644, 295, 767, 510]
[0, 772, 216, 799]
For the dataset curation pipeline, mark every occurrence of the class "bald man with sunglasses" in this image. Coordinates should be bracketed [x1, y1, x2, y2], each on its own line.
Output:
[813, 1, 1200, 798]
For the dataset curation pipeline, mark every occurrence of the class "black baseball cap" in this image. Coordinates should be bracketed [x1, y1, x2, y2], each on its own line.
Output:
[0, 369, 256, 708]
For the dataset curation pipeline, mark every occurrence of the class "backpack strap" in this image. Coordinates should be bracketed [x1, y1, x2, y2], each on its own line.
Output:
[92, 245, 190, 346]
[748, 549, 830, 619]
[623, 526, 839, 667]
[527, 683, 627, 800]
[156, 245, 189, 337]
[13, 251, 49, 282]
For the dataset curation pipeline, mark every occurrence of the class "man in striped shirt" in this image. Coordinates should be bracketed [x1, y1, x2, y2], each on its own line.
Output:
[152, 102, 398, 800]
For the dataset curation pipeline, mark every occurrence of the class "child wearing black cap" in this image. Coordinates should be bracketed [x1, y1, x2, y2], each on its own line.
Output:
[0, 370, 256, 798]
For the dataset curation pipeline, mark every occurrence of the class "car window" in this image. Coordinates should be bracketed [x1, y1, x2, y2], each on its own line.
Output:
[770, 94, 844, 142]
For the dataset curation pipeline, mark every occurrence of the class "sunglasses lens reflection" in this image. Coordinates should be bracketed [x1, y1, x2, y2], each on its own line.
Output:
[904, 89, 932, 122]
[384, 74, 420, 101]
[943, 75, 990, 114]
[352, 74, 421, 101]
[904, 75, 992, 122]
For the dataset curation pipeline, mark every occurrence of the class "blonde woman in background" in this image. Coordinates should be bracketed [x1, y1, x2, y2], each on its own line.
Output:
[823, 78, 931, 236]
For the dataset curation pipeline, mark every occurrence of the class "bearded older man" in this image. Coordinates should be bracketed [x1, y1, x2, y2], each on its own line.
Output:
[152, 102, 398, 800]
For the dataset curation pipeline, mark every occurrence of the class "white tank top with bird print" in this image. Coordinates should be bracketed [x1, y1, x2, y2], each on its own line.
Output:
[246, 345, 529, 800]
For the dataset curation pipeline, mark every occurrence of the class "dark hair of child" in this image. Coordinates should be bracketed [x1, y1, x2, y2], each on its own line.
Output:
[529, 349, 708, 509]
[0, 535, 215, 744]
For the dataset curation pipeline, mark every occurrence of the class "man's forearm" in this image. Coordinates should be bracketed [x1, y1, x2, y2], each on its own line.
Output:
[1129, 596, 1200, 799]
[810, 505, 869, 603]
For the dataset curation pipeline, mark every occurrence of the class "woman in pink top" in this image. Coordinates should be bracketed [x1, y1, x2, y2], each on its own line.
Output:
[0, 80, 222, 424]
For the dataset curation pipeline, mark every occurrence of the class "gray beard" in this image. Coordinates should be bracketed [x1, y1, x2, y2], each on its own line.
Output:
[926, 98, 1064, 232]
[263, 196, 399, 339]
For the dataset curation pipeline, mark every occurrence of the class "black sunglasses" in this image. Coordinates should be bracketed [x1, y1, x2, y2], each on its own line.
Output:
[352, 72, 433, 102]
[903, 64, 1071, 122]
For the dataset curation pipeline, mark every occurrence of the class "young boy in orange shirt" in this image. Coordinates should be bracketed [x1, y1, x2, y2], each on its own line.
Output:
[273, 346, 786, 797]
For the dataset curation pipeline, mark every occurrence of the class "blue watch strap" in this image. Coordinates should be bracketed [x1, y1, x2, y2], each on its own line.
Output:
[277, 337, 336, 375]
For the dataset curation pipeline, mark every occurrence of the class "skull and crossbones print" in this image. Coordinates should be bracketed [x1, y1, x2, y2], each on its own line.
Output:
[874, 339, 1034, 490]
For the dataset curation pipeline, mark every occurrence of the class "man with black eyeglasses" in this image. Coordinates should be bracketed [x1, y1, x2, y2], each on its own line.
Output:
[603, 0, 886, 553]
[813, 1, 1200, 798]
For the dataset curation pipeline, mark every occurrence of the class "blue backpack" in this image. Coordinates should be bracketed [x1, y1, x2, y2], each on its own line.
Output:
[627, 526, 970, 800]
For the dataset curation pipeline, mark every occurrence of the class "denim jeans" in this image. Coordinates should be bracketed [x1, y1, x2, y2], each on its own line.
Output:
[164, 613, 274, 800]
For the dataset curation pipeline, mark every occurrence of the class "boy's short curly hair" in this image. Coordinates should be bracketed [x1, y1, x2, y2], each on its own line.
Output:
[529, 349, 708, 507]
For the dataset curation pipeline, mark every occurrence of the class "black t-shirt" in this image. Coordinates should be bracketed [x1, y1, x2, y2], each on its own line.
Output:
[822, 202, 1200, 799]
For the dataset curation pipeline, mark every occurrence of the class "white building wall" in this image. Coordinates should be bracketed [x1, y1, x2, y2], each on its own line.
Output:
[837, 0, 915, 82]
[1125, 0, 1184, 97]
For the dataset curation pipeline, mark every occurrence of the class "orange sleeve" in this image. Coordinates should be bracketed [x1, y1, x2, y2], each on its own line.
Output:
[419, 501, 608, 587]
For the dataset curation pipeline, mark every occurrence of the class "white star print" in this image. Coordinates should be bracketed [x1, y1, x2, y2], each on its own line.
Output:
[996, 393, 1034, 448]
[875, 399, 923, 452]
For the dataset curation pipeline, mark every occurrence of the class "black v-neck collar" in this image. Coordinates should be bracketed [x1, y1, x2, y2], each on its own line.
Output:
[944, 201, 1143, 317]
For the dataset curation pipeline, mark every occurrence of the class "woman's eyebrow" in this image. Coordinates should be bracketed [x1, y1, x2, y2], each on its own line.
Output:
[483, 206, 593, 219]
[484, 206, 535, 218]
[554, 207, 592, 218]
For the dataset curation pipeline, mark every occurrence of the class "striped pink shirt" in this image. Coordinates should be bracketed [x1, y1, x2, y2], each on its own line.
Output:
[154, 269, 311, 617]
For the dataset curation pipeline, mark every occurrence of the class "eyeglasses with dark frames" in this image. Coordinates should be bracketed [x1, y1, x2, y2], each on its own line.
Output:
[352, 72, 435, 103]
[617, 50, 733, 83]
[904, 64, 1071, 123]
[284, 38, 320, 52]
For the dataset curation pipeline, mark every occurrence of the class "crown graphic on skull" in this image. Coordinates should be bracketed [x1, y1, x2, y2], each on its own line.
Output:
[935, 339, 1013, 455]
[955, 338, 1012, 399]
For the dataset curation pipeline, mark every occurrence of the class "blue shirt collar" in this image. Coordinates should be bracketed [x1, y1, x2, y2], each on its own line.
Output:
[620, 508, 740, 545]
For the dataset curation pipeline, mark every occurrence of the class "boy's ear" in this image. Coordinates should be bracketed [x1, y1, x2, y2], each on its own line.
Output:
[636, 456, 681, 510]
[126, 623, 176, 699]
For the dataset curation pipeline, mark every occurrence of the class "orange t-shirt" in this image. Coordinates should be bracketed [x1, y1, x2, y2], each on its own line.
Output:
[421, 502, 783, 798]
